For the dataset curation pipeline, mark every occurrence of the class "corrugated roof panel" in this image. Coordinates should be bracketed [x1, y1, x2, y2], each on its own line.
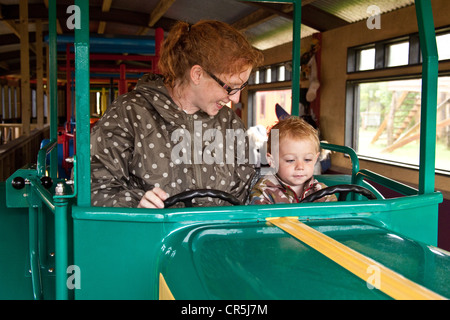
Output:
[311, 0, 415, 23]
[163, 0, 257, 24]
[244, 13, 320, 50]
[245, 17, 293, 50]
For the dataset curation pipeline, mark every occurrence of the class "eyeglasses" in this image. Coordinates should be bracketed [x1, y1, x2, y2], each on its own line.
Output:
[205, 71, 248, 95]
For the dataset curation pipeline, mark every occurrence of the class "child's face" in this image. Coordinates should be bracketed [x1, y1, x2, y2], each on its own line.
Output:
[268, 137, 319, 194]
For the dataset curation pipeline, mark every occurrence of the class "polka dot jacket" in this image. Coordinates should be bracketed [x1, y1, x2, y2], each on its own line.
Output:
[90, 74, 256, 207]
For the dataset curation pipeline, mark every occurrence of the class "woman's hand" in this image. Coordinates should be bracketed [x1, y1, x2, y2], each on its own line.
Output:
[138, 187, 169, 208]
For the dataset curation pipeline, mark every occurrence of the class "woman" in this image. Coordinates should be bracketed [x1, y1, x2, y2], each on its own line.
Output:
[90, 20, 263, 208]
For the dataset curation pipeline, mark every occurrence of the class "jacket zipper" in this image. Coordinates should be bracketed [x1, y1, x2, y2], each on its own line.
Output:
[187, 114, 203, 189]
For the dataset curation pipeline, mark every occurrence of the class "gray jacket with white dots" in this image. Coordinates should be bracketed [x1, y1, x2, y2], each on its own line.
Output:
[90, 74, 255, 207]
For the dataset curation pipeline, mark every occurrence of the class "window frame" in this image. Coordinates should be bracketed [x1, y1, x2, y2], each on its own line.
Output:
[346, 73, 450, 176]
[347, 27, 450, 74]
[346, 26, 450, 176]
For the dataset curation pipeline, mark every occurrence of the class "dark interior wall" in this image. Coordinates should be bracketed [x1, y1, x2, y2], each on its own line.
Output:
[438, 199, 450, 251]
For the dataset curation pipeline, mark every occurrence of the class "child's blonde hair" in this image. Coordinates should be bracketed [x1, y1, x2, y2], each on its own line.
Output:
[267, 116, 320, 153]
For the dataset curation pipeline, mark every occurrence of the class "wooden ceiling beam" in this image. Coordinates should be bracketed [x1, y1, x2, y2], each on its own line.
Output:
[301, 5, 349, 31]
[98, 0, 113, 34]
[1, 20, 21, 38]
[1, 19, 37, 54]
[1, 3, 176, 33]
[0, 61, 9, 71]
[0, 33, 36, 46]
[241, 1, 349, 32]
[232, 8, 276, 32]
[247, 2, 293, 20]
[149, 0, 175, 27]
[0, 60, 37, 77]
[137, 0, 176, 36]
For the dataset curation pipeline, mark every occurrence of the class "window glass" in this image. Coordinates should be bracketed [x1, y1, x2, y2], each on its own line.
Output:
[266, 68, 272, 83]
[358, 48, 375, 71]
[354, 77, 450, 173]
[278, 65, 286, 81]
[254, 89, 292, 129]
[437, 33, 450, 61]
[386, 41, 409, 67]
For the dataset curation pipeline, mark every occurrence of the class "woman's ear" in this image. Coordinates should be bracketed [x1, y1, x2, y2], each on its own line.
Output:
[190, 65, 203, 85]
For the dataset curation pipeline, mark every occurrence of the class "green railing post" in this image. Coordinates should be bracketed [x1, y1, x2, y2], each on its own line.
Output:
[291, 0, 302, 116]
[54, 197, 69, 300]
[242, 0, 302, 115]
[75, 0, 91, 206]
[415, 0, 439, 195]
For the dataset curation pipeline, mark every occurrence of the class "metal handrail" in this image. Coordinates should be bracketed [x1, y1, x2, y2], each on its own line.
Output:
[320, 142, 359, 185]
[36, 139, 57, 177]
[356, 169, 418, 196]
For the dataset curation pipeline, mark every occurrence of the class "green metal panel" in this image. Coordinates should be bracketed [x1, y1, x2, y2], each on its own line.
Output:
[0, 182, 33, 299]
[71, 182, 442, 299]
[0, 182, 56, 300]
[160, 221, 391, 299]
[159, 219, 450, 299]
[72, 216, 165, 299]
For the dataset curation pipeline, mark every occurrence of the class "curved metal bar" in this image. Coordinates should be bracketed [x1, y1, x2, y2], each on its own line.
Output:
[356, 169, 418, 196]
[320, 142, 360, 184]
[36, 139, 57, 177]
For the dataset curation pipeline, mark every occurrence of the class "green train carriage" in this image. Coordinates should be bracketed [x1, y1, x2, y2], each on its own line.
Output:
[1, 0, 449, 300]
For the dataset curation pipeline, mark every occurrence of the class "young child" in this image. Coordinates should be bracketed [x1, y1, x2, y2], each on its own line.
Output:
[249, 116, 337, 204]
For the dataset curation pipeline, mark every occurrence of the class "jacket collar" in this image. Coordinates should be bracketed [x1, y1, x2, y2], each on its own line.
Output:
[135, 74, 213, 123]
[267, 172, 316, 199]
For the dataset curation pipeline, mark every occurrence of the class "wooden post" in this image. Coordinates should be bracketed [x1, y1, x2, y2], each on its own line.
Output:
[3, 85, 9, 120]
[386, 91, 398, 147]
[36, 20, 45, 129]
[0, 84, 3, 122]
[20, 0, 31, 136]
[16, 86, 21, 120]
[446, 97, 450, 149]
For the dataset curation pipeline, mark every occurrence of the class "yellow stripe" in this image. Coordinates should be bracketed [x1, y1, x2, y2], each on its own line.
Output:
[267, 217, 447, 300]
[159, 273, 175, 300]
